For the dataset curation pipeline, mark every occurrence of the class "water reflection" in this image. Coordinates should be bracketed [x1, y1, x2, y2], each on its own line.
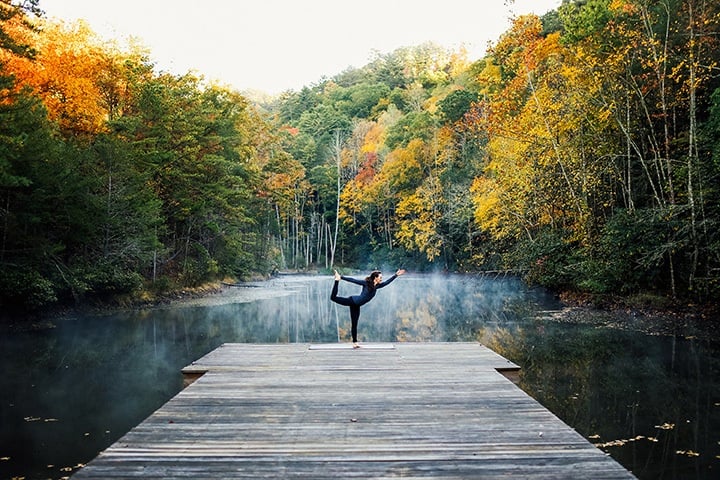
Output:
[484, 320, 720, 480]
[0, 274, 717, 479]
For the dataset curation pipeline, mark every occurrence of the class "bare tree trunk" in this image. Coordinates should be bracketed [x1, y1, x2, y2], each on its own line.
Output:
[330, 129, 344, 268]
[641, 1, 675, 204]
[685, 0, 699, 293]
[308, 213, 316, 266]
[305, 230, 310, 267]
[275, 205, 286, 269]
[152, 227, 158, 282]
[325, 222, 332, 269]
[293, 216, 299, 269]
[315, 214, 322, 267]
[626, 89, 634, 212]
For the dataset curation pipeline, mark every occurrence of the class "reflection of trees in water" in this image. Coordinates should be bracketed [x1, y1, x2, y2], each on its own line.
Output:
[7, 275, 717, 480]
[326, 275, 523, 342]
[393, 293, 441, 342]
[480, 318, 720, 479]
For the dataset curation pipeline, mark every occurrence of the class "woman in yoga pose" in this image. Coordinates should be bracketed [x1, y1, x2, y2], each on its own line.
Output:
[330, 269, 406, 348]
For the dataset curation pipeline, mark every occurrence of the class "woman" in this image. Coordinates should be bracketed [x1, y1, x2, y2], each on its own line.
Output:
[330, 268, 406, 348]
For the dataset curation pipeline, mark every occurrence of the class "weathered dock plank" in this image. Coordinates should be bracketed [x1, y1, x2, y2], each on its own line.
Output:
[73, 342, 635, 479]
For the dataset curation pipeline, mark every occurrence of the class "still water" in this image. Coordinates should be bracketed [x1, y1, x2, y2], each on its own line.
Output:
[1, 274, 718, 479]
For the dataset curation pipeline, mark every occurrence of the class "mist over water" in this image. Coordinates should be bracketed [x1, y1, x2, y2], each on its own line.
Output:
[1, 274, 717, 479]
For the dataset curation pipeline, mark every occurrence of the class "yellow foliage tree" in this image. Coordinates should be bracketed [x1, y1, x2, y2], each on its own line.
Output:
[469, 14, 619, 248]
[2, 19, 111, 136]
[396, 176, 444, 261]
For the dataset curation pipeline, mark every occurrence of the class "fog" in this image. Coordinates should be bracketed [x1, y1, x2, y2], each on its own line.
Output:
[2, 273, 717, 480]
[194, 273, 554, 345]
[0, 273, 556, 479]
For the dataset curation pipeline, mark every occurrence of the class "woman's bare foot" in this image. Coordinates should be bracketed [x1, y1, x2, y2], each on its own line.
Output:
[334, 270, 341, 281]
[352, 342, 360, 349]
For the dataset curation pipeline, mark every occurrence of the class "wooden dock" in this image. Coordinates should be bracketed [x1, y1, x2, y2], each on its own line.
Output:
[73, 343, 636, 479]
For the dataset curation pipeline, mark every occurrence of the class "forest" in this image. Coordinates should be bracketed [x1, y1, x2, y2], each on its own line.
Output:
[1, 0, 719, 311]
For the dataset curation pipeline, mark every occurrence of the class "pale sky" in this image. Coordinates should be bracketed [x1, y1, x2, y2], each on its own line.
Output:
[40, 0, 561, 94]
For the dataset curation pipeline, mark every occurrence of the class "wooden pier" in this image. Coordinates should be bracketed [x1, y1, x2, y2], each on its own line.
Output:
[73, 343, 636, 479]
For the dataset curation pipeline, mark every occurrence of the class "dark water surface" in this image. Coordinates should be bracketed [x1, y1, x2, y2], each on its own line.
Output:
[1, 274, 718, 479]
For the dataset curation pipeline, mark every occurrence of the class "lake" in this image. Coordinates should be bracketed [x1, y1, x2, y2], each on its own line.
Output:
[0, 274, 717, 479]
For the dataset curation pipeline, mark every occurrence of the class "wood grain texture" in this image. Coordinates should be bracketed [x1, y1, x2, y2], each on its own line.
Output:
[73, 342, 636, 479]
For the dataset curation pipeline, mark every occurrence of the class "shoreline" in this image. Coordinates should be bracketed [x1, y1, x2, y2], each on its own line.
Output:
[2, 275, 325, 332]
[554, 291, 720, 341]
[4, 275, 718, 341]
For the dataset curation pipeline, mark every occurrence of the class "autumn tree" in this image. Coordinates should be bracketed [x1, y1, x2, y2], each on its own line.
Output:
[3, 19, 112, 136]
[461, 0, 720, 298]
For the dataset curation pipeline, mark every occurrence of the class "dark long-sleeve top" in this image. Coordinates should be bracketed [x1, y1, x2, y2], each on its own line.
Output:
[340, 274, 398, 306]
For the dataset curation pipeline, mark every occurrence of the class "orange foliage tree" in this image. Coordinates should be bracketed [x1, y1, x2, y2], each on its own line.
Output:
[2, 19, 111, 136]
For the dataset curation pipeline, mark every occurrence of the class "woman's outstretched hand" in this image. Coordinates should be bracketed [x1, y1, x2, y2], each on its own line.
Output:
[396, 269, 407, 276]
[334, 269, 341, 281]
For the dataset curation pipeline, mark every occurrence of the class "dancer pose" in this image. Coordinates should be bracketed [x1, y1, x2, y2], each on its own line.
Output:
[330, 269, 406, 348]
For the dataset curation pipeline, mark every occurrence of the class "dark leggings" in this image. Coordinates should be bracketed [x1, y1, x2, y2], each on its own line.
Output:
[331, 281, 361, 342]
